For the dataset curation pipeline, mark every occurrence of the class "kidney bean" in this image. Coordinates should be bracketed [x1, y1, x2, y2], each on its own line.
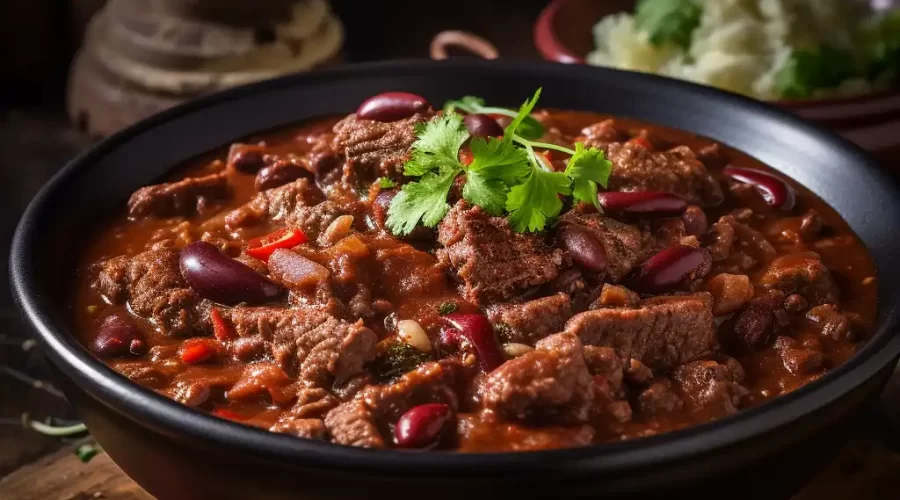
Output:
[93, 314, 143, 358]
[180, 241, 283, 305]
[464, 113, 504, 138]
[228, 147, 266, 173]
[597, 191, 687, 215]
[373, 189, 397, 228]
[628, 245, 711, 293]
[442, 314, 505, 372]
[395, 403, 453, 449]
[724, 166, 795, 211]
[681, 205, 708, 236]
[557, 223, 607, 273]
[356, 92, 431, 122]
[254, 161, 313, 192]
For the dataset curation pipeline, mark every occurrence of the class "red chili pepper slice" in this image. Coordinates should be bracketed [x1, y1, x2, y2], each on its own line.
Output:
[212, 408, 245, 421]
[180, 339, 218, 364]
[246, 228, 307, 262]
[210, 308, 234, 341]
[628, 136, 652, 149]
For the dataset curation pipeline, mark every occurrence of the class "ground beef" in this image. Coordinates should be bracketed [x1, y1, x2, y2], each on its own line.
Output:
[478, 332, 594, 425]
[564, 293, 716, 371]
[324, 359, 461, 448]
[672, 358, 748, 414]
[486, 293, 572, 345]
[578, 119, 622, 150]
[760, 252, 839, 306]
[557, 211, 651, 283]
[127, 172, 231, 218]
[95, 249, 207, 336]
[332, 110, 435, 180]
[606, 142, 724, 206]
[223, 306, 377, 388]
[437, 202, 565, 305]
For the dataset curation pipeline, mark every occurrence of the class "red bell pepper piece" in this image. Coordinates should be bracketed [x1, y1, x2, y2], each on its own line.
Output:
[210, 308, 235, 341]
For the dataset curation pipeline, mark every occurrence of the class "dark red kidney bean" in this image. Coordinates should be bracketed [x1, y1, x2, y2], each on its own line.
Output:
[373, 189, 397, 228]
[733, 300, 775, 350]
[229, 148, 266, 173]
[180, 241, 283, 306]
[464, 113, 504, 138]
[395, 403, 453, 449]
[94, 314, 143, 357]
[254, 161, 313, 191]
[557, 224, 607, 273]
[597, 191, 687, 215]
[681, 205, 708, 237]
[442, 314, 505, 372]
[356, 92, 431, 122]
[129, 338, 148, 356]
[723, 166, 795, 211]
[628, 245, 711, 293]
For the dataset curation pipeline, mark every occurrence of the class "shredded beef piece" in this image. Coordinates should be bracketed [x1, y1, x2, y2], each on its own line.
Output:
[325, 360, 461, 448]
[565, 293, 716, 371]
[95, 249, 206, 336]
[437, 202, 564, 304]
[486, 293, 572, 345]
[224, 306, 377, 388]
[672, 358, 748, 414]
[636, 378, 683, 415]
[557, 211, 650, 283]
[127, 172, 231, 218]
[706, 215, 777, 267]
[760, 252, 839, 306]
[223, 178, 326, 229]
[806, 304, 853, 341]
[479, 332, 594, 424]
[606, 142, 724, 206]
[332, 110, 434, 180]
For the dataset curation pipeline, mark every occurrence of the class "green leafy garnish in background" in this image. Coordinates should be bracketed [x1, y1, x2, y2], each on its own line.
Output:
[865, 9, 900, 82]
[776, 45, 858, 99]
[635, 0, 702, 50]
[386, 89, 613, 235]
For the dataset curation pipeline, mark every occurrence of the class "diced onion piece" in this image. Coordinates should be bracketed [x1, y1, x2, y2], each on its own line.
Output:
[502, 343, 534, 358]
[397, 320, 432, 353]
[321, 215, 355, 245]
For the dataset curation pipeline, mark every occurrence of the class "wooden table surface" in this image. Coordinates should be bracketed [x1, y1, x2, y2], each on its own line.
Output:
[2, 1, 900, 498]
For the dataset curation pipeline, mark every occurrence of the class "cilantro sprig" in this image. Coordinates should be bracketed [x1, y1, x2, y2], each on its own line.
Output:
[386, 89, 613, 236]
[444, 96, 545, 140]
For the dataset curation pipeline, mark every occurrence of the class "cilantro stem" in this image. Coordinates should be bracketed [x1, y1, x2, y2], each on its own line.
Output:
[511, 136, 576, 156]
[29, 420, 88, 436]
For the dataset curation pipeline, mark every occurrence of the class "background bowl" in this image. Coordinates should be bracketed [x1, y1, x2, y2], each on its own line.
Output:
[11, 59, 900, 499]
[534, 0, 900, 163]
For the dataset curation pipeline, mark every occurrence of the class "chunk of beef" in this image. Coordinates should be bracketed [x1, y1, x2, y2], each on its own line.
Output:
[487, 293, 572, 345]
[706, 215, 776, 265]
[478, 332, 594, 424]
[565, 293, 716, 371]
[269, 418, 327, 440]
[332, 110, 435, 180]
[806, 304, 854, 341]
[636, 378, 683, 415]
[557, 211, 650, 283]
[672, 358, 747, 414]
[760, 252, 839, 306]
[578, 119, 622, 150]
[437, 202, 564, 305]
[223, 178, 327, 229]
[606, 142, 724, 206]
[128, 172, 231, 218]
[582, 345, 625, 395]
[226, 363, 296, 405]
[223, 306, 377, 388]
[773, 336, 827, 375]
[324, 360, 461, 448]
[706, 273, 755, 316]
[95, 249, 206, 336]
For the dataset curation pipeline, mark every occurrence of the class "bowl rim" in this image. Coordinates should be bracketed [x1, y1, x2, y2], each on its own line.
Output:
[533, 0, 900, 108]
[11, 57, 900, 476]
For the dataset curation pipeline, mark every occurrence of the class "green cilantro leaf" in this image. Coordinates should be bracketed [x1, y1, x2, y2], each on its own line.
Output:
[506, 168, 572, 233]
[467, 137, 531, 184]
[462, 171, 509, 216]
[565, 142, 613, 209]
[505, 88, 543, 139]
[634, 0, 702, 50]
[378, 177, 396, 188]
[403, 114, 468, 177]
[387, 165, 461, 235]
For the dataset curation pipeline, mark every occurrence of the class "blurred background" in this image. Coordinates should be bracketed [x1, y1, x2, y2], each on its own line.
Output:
[0, 1, 898, 498]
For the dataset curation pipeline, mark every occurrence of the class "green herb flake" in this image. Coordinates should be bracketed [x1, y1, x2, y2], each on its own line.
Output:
[378, 177, 396, 189]
[438, 301, 459, 315]
[635, 0, 702, 50]
[776, 45, 857, 99]
[75, 443, 102, 463]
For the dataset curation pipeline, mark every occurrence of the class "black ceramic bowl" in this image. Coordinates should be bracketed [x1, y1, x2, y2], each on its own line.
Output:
[11, 59, 900, 500]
